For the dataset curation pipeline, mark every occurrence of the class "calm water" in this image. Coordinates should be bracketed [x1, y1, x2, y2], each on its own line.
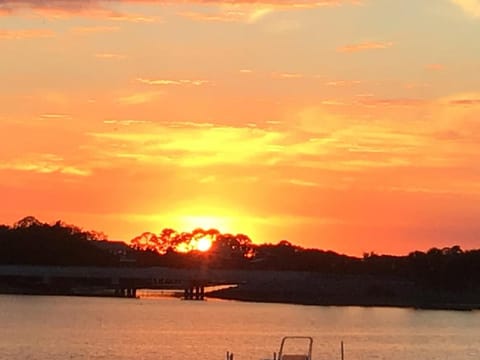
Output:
[0, 294, 479, 360]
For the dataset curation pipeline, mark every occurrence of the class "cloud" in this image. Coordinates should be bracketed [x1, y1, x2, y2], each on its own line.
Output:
[283, 179, 319, 187]
[337, 41, 393, 53]
[177, 1, 358, 23]
[0, 0, 358, 21]
[0, 2, 158, 21]
[0, 29, 54, 39]
[442, 93, 480, 106]
[325, 80, 361, 87]
[449, 98, 480, 105]
[94, 53, 126, 60]
[288, 105, 432, 170]
[451, 0, 480, 17]
[86, 112, 424, 174]
[103, 119, 150, 126]
[357, 97, 426, 107]
[440, 92, 480, 103]
[105, 12, 157, 22]
[39, 113, 71, 120]
[136, 77, 209, 86]
[271, 72, 304, 79]
[117, 91, 164, 105]
[70, 26, 120, 35]
[0, 0, 355, 7]
[88, 124, 284, 167]
[0, 154, 91, 176]
[178, 8, 272, 23]
[421, 93, 480, 144]
[321, 99, 347, 106]
[166, 121, 214, 128]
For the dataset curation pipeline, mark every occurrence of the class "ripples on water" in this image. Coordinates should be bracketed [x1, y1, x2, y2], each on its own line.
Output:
[0, 293, 479, 360]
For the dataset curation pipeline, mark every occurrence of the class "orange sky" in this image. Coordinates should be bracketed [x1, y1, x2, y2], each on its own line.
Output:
[1, 0, 480, 255]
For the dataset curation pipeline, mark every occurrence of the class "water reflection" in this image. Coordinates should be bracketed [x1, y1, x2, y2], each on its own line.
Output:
[0, 295, 479, 360]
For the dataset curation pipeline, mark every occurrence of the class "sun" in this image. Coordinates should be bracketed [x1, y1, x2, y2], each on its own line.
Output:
[196, 236, 212, 252]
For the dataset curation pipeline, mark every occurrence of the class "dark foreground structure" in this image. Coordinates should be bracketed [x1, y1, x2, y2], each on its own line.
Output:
[1, 265, 480, 310]
[2, 217, 480, 309]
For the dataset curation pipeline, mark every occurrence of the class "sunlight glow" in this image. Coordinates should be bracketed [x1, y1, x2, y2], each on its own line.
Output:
[196, 236, 212, 252]
[178, 214, 231, 233]
[4, 0, 480, 256]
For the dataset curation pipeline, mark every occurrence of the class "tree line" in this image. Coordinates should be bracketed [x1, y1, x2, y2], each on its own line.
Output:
[1, 216, 480, 291]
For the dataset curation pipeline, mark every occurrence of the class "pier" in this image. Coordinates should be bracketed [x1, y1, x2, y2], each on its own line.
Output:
[0, 265, 254, 298]
[183, 283, 205, 300]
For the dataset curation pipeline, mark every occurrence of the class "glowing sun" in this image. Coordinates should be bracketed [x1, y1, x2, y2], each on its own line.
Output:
[196, 237, 212, 252]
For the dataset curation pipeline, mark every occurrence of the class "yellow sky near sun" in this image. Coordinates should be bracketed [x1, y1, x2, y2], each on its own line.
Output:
[1, 0, 480, 255]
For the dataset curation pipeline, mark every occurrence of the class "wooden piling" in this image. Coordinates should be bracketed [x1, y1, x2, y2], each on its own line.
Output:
[184, 284, 205, 300]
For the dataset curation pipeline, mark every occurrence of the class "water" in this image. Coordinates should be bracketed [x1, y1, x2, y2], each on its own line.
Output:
[0, 294, 479, 360]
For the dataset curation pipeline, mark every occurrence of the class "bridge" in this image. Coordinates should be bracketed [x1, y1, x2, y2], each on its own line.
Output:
[0, 265, 311, 300]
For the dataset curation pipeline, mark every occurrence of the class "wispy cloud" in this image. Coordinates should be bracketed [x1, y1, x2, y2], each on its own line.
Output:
[357, 97, 426, 107]
[272, 72, 304, 79]
[2, 4, 158, 22]
[117, 91, 164, 105]
[178, 7, 272, 23]
[0, 0, 357, 10]
[337, 41, 393, 53]
[325, 80, 361, 87]
[321, 99, 347, 106]
[0, 154, 90, 177]
[106, 12, 157, 22]
[449, 98, 480, 106]
[177, 1, 358, 24]
[0, 29, 54, 39]
[283, 179, 319, 187]
[88, 124, 284, 167]
[39, 113, 71, 120]
[166, 121, 214, 128]
[70, 26, 120, 35]
[136, 77, 209, 86]
[94, 53, 126, 60]
[86, 111, 429, 174]
[0, 0, 359, 23]
[103, 119, 150, 126]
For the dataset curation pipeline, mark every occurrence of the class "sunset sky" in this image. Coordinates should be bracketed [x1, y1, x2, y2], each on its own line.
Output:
[1, 0, 480, 255]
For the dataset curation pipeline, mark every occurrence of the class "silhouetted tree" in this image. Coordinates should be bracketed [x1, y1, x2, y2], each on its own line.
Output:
[4, 216, 480, 300]
[0, 217, 117, 266]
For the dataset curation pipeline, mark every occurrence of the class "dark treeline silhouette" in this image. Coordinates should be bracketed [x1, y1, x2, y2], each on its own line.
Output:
[130, 227, 255, 268]
[2, 217, 480, 294]
[0, 216, 116, 266]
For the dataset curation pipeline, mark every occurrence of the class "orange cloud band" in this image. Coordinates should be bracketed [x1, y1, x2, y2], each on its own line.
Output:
[0, 0, 356, 11]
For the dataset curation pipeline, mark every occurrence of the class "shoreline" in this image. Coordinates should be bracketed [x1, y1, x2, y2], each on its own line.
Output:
[205, 286, 480, 312]
[1, 286, 478, 312]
